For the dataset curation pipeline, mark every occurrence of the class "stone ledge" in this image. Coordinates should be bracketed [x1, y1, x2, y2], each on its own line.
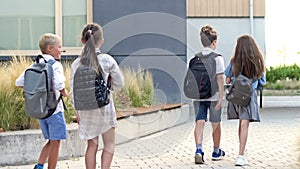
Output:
[0, 104, 190, 167]
[0, 123, 86, 166]
[116, 103, 183, 119]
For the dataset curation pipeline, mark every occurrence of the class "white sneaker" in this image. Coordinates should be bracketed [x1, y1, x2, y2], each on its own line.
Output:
[235, 155, 249, 166]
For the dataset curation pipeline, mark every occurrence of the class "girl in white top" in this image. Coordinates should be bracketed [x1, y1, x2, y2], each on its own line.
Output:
[70, 23, 124, 169]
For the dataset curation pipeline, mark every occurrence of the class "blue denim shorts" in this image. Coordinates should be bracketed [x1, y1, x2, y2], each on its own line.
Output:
[39, 111, 67, 140]
[193, 101, 221, 122]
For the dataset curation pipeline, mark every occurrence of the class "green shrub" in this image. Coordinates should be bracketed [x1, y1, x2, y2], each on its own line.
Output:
[0, 56, 154, 131]
[0, 56, 75, 131]
[266, 64, 300, 83]
[0, 88, 32, 131]
[140, 71, 153, 106]
[117, 67, 154, 108]
[265, 64, 300, 90]
[0, 56, 39, 131]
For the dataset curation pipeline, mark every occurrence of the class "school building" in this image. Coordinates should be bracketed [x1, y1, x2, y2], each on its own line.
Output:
[0, 0, 265, 104]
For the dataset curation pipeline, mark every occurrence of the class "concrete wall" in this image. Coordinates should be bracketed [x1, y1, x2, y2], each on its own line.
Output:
[115, 104, 190, 144]
[0, 124, 86, 166]
[93, 0, 187, 104]
[0, 104, 190, 167]
[187, 18, 265, 66]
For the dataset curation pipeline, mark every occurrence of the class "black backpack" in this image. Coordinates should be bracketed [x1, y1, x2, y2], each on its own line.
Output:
[73, 59, 111, 110]
[183, 52, 221, 99]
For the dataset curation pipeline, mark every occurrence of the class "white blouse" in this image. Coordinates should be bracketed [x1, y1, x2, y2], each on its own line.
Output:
[70, 51, 124, 140]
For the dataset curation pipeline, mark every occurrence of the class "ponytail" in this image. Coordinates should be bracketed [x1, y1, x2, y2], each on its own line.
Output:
[80, 23, 103, 72]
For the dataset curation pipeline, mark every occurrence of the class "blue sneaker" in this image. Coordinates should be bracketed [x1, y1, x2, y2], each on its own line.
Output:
[195, 149, 205, 164]
[33, 164, 43, 169]
[212, 149, 225, 160]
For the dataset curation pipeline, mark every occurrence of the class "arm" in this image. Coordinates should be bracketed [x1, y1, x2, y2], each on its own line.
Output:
[53, 62, 69, 97]
[15, 70, 25, 87]
[224, 61, 234, 84]
[109, 57, 124, 91]
[214, 56, 225, 110]
[215, 73, 224, 110]
[259, 73, 266, 85]
[69, 58, 80, 105]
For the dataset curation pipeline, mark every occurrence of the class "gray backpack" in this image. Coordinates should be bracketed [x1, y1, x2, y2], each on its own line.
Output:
[23, 55, 61, 119]
[226, 74, 253, 107]
[73, 63, 111, 110]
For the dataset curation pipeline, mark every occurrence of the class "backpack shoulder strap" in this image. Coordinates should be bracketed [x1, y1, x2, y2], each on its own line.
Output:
[195, 51, 222, 59]
[194, 52, 203, 58]
[35, 55, 56, 65]
[35, 55, 46, 63]
[208, 52, 222, 58]
[47, 59, 56, 66]
[95, 51, 111, 84]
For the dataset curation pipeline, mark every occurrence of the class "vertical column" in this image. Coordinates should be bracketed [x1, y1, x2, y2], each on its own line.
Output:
[249, 0, 254, 36]
[55, 0, 62, 37]
[87, 0, 93, 23]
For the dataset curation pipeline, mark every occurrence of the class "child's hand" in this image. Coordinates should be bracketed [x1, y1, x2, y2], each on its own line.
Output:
[60, 88, 69, 97]
[225, 77, 232, 84]
[214, 98, 222, 110]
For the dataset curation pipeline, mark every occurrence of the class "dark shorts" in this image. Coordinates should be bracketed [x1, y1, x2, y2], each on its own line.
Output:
[193, 101, 221, 122]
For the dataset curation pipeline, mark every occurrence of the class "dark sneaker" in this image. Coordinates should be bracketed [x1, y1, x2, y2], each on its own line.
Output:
[194, 149, 205, 164]
[212, 149, 225, 160]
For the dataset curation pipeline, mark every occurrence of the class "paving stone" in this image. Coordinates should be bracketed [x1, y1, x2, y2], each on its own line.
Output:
[1, 100, 300, 169]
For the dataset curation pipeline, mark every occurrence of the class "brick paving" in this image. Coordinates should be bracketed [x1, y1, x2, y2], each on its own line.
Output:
[1, 98, 300, 169]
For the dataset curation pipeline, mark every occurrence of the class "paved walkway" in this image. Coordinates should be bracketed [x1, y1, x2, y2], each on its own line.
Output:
[1, 96, 300, 169]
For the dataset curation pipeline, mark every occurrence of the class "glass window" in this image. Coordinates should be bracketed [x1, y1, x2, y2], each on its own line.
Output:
[0, 0, 54, 50]
[62, 0, 87, 47]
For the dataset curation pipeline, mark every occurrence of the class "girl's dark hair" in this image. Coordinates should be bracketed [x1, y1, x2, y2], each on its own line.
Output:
[232, 35, 265, 79]
[80, 23, 104, 72]
[200, 25, 217, 47]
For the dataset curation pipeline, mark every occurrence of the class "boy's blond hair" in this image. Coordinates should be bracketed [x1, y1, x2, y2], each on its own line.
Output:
[39, 33, 61, 54]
